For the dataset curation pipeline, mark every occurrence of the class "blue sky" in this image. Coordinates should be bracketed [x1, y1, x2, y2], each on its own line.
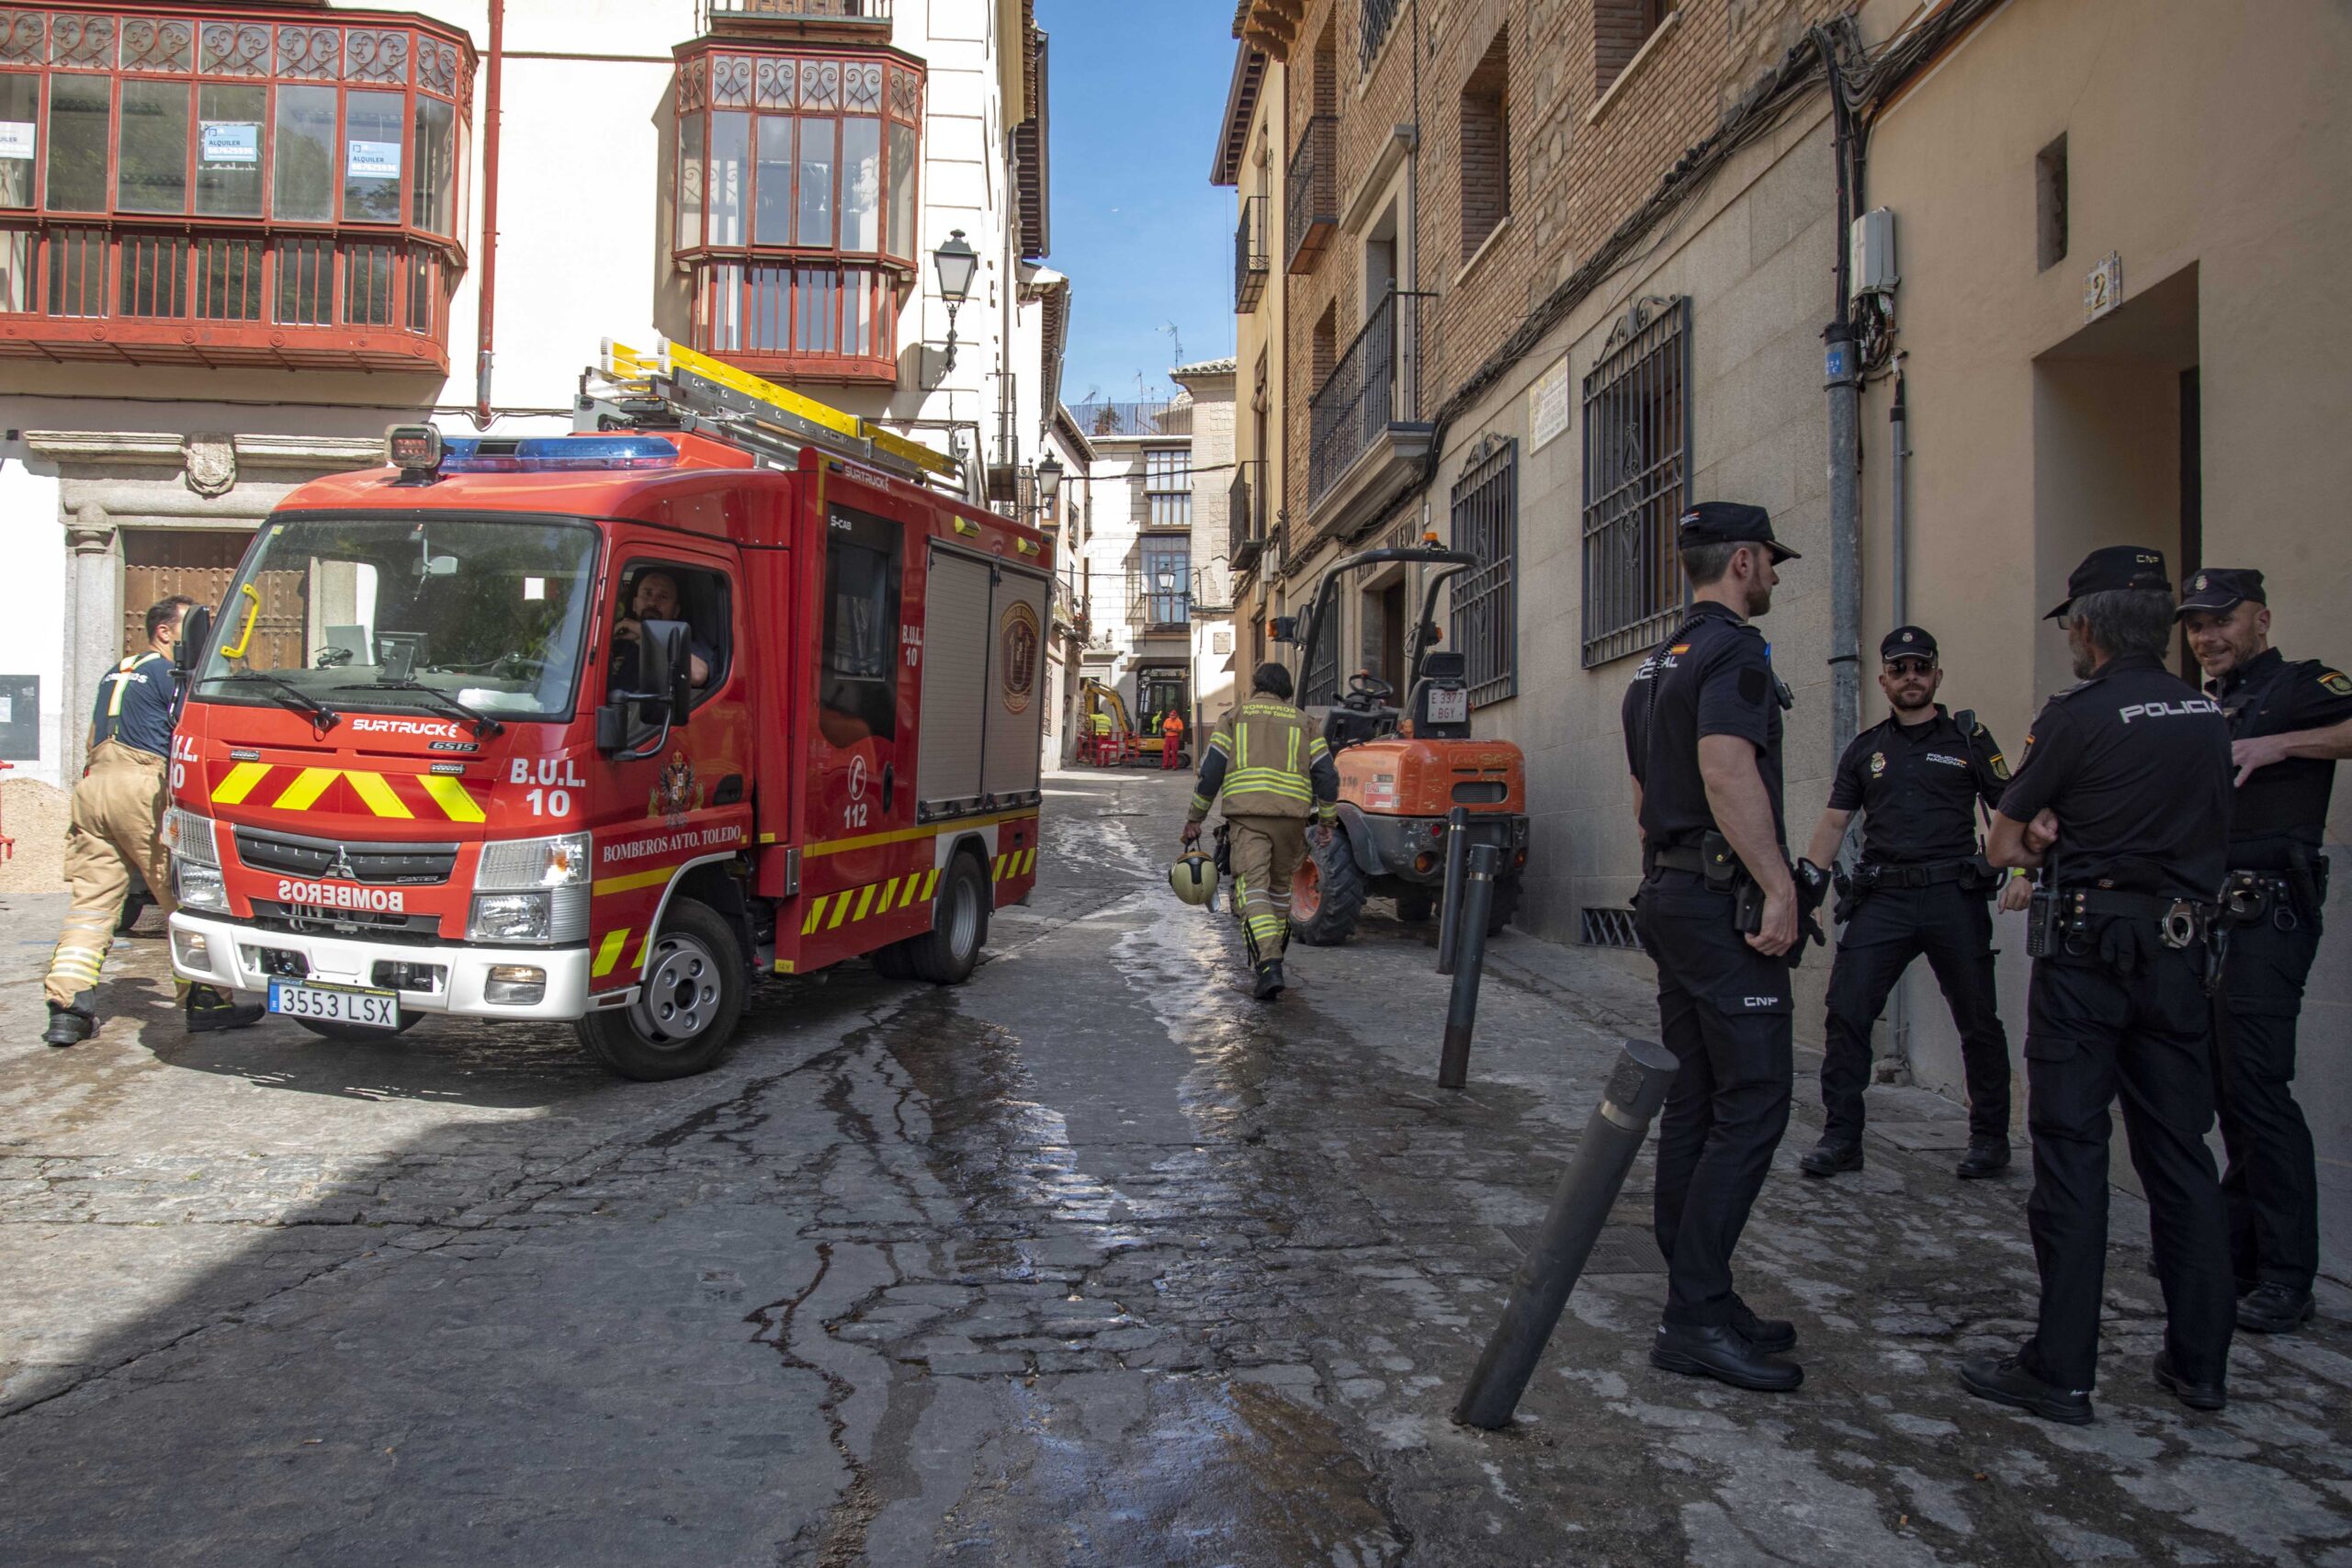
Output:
[1039, 0, 1238, 408]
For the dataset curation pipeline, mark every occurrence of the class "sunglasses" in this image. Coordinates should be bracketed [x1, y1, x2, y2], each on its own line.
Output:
[1883, 658, 1937, 677]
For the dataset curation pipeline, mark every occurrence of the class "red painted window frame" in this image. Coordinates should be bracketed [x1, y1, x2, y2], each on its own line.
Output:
[0, 6, 475, 372]
[672, 39, 921, 385]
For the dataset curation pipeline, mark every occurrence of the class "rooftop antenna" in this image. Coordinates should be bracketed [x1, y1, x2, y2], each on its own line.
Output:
[1159, 321, 1185, 368]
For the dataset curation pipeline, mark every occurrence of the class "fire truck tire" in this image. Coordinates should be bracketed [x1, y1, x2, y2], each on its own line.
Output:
[910, 852, 989, 985]
[1290, 832, 1365, 947]
[576, 898, 744, 1080]
[871, 941, 916, 980]
[296, 1015, 420, 1043]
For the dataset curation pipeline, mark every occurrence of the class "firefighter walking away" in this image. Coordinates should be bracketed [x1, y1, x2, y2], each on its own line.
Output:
[1182, 663, 1340, 998]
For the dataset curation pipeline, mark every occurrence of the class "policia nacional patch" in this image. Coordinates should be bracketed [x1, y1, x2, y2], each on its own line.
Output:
[2323, 670, 2352, 698]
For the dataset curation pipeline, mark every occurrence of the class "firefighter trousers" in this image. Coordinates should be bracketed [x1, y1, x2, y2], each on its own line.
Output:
[1227, 814, 1306, 964]
[46, 741, 175, 1010]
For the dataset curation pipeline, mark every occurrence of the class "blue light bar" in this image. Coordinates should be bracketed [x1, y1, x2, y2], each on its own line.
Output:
[437, 435, 681, 473]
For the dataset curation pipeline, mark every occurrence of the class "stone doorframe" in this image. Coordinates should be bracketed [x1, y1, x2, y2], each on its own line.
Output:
[23, 431, 383, 778]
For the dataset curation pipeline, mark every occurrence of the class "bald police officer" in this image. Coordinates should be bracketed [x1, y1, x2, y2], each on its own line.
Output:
[1623, 502, 1823, 1393]
[1962, 546, 2235, 1423]
[1798, 626, 2023, 1181]
[2180, 568, 2352, 1337]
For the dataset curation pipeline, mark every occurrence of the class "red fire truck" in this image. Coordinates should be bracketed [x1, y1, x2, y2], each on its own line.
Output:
[164, 340, 1053, 1079]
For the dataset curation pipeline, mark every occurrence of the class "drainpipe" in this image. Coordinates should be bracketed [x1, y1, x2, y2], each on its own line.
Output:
[1889, 359, 1908, 626]
[1816, 28, 1862, 782]
[473, 0, 504, 428]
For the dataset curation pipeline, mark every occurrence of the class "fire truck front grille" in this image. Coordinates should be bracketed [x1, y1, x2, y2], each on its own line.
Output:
[233, 828, 460, 886]
[250, 901, 446, 942]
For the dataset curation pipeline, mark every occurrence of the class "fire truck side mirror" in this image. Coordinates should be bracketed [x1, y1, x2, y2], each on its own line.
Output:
[639, 620, 693, 721]
[595, 619, 694, 761]
[175, 604, 213, 675]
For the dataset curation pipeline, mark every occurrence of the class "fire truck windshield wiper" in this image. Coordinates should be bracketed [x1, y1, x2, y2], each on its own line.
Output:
[220, 671, 340, 731]
[333, 679, 505, 738]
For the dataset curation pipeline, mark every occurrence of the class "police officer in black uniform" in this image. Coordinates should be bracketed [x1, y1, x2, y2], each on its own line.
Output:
[2179, 568, 2352, 1337]
[1797, 626, 2023, 1180]
[1961, 546, 2235, 1423]
[1623, 502, 1825, 1393]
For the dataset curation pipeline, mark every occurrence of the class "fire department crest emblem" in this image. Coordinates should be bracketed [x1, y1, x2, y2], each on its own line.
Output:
[1870, 751, 1885, 777]
[998, 600, 1041, 714]
[650, 751, 703, 826]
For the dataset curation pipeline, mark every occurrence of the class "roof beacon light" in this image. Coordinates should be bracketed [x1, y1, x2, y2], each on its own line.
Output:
[436, 434, 683, 474]
[386, 423, 444, 483]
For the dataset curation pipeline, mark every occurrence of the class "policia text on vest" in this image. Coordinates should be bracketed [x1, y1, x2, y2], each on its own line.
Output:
[1181, 663, 1340, 1001]
[42, 597, 263, 1047]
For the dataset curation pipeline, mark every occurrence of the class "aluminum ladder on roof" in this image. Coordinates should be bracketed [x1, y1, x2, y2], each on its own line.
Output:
[576, 336, 965, 492]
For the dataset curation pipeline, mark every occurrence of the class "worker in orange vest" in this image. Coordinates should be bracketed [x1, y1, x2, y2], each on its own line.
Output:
[1161, 708, 1185, 769]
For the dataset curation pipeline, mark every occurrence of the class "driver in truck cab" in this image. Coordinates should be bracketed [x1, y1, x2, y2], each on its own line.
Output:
[1181, 662, 1341, 1000]
[610, 569, 715, 690]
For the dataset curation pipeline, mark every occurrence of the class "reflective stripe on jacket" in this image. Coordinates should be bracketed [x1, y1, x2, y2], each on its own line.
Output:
[1187, 697, 1340, 824]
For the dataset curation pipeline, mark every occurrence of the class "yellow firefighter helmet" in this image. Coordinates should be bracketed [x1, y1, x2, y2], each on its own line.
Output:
[1169, 849, 1217, 908]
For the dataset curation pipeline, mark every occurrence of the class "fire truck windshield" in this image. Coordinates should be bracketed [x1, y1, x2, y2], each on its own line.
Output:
[194, 515, 599, 724]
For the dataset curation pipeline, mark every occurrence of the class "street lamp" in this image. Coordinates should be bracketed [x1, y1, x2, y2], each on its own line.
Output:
[1034, 451, 1064, 526]
[932, 229, 978, 372]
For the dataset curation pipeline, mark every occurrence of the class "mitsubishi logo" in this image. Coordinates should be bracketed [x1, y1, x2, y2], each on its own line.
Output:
[324, 846, 358, 883]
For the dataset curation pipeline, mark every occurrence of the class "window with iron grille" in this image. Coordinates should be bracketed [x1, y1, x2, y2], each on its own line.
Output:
[1144, 446, 1192, 529]
[1137, 536, 1190, 627]
[1580, 296, 1690, 668]
[1450, 436, 1518, 705]
[1579, 907, 1641, 950]
[1359, 0, 1401, 75]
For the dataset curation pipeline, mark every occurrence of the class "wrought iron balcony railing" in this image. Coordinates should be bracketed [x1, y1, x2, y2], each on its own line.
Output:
[1308, 288, 1426, 507]
[1235, 195, 1269, 312]
[1066, 400, 1193, 440]
[1285, 115, 1336, 274]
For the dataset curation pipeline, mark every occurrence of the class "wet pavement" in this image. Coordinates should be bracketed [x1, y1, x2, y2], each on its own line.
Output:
[3, 768, 2349, 1566]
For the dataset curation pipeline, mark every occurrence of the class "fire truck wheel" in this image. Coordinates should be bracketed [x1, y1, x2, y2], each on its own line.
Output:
[910, 852, 989, 985]
[1290, 831, 1365, 947]
[576, 898, 744, 1080]
[871, 941, 916, 980]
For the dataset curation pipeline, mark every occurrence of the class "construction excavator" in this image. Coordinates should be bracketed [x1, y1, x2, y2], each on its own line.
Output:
[1270, 544, 1531, 945]
[1078, 678, 1182, 767]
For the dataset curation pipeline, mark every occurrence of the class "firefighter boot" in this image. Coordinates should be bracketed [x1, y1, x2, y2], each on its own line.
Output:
[43, 992, 97, 1048]
[187, 985, 266, 1034]
[1252, 960, 1286, 1000]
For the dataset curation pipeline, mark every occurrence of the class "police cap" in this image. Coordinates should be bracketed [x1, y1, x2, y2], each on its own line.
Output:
[2043, 545, 2170, 621]
[1880, 626, 1938, 662]
[1677, 501, 1800, 563]
[2175, 567, 2265, 619]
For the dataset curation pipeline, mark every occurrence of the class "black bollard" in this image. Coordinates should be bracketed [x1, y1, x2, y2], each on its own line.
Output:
[1453, 1035, 1681, 1430]
[1435, 807, 1472, 975]
[1437, 844, 1501, 1089]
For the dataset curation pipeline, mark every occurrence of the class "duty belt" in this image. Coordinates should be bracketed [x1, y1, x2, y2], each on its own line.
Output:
[1856, 858, 1973, 889]
[2050, 886, 2219, 949]
[1646, 841, 1742, 882]
[2221, 869, 2299, 930]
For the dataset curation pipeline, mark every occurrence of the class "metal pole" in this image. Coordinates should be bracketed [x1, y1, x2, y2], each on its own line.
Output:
[1826, 318, 1861, 770]
[1889, 363, 1908, 627]
[1435, 806, 1471, 974]
[1454, 1035, 1681, 1430]
[1438, 844, 1500, 1089]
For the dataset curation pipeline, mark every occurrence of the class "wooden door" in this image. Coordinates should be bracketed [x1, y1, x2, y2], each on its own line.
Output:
[119, 528, 295, 665]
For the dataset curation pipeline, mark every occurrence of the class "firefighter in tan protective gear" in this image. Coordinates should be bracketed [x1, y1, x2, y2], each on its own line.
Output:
[1181, 662, 1340, 999]
[42, 596, 262, 1047]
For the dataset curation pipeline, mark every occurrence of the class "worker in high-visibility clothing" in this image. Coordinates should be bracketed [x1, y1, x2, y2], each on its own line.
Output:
[1181, 662, 1340, 999]
[1160, 708, 1186, 770]
[1090, 705, 1114, 765]
[42, 596, 263, 1047]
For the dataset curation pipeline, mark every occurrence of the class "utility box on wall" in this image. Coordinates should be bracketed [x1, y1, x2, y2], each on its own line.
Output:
[0, 675, 40, 761]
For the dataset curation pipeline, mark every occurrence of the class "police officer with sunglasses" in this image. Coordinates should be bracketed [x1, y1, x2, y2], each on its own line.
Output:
[1796, 626, 2025, 1181]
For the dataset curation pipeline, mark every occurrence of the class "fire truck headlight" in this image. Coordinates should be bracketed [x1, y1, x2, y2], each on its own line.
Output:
[164, 807, 219, 867]
[175, 861, 229, 913]
[469, 893, 551, 943]
[476, 832, 592, 891]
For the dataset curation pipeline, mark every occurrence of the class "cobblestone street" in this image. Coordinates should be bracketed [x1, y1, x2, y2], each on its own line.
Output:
[4, 770, 2350, 1565]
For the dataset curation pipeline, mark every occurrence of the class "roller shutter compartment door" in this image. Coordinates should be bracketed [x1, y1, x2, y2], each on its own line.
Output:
[981, 564, 1048, 800]
[916, 547, 991, 812]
